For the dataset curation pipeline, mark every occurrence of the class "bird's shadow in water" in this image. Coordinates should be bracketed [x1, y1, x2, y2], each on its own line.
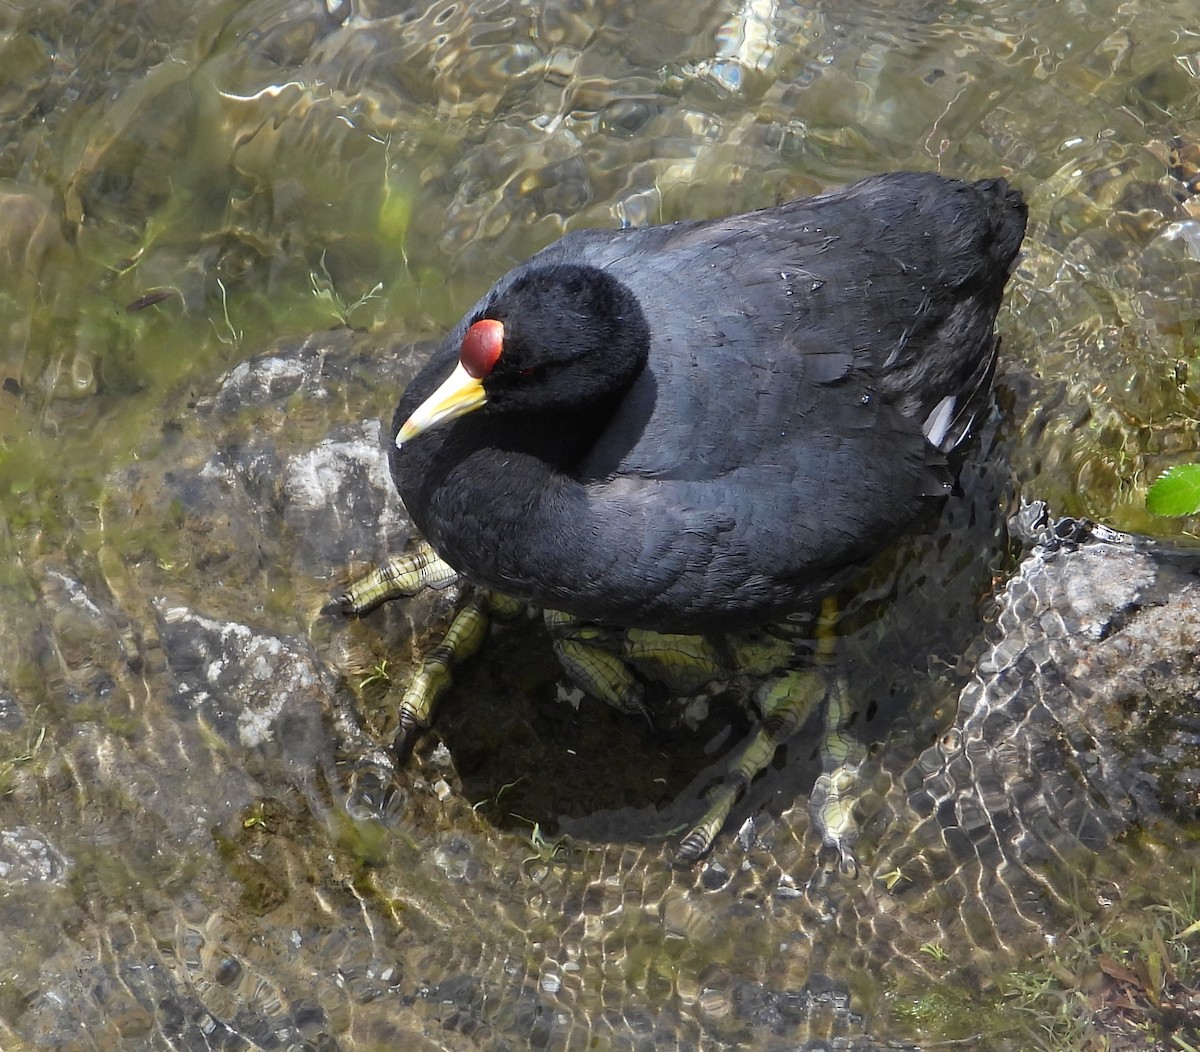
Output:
[427, 618, 777, 847]
[421, 577, 939, 854]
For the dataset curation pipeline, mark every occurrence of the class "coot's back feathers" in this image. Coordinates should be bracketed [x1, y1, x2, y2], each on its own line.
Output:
[391, 171, 1027, 632]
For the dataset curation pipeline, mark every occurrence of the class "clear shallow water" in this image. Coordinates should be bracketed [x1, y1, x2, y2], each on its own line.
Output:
[0, 0, 1199, 1048]
[2, 0, 1199, 534]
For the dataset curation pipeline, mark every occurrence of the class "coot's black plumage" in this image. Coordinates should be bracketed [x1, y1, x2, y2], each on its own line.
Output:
[390, 172, 1027, 632]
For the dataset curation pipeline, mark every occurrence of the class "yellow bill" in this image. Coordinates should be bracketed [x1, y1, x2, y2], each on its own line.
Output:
[396, 362, 488, 446]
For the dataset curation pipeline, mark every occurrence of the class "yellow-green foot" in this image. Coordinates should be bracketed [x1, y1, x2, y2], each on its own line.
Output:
[543, 610, 648, 719]
[392, 592, 490, 760]
[340, 540, 459, 616]
[675, 668, 826, 864]
[622, 629, 725, 695]
[388, 589, 524, 759]
[809, 675, 867, 876]
[341, 543, 524, 760]
[545, 616, 743, 718]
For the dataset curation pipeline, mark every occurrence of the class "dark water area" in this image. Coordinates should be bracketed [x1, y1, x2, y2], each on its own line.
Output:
[0, 1, 1198, 1049]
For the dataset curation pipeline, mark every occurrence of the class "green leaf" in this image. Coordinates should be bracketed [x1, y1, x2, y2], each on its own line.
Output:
[1146, 464, 1200, 517]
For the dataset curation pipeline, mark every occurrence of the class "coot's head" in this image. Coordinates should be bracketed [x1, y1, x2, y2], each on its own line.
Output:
[397, 263, 650, 446]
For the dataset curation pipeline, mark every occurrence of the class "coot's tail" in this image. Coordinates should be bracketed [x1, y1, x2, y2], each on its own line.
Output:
[916, 175, 1028, 453]
[969, 177, 1029, 275]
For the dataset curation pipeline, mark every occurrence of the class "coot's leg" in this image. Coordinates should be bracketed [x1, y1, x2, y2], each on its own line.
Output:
[339, 540, 460, 616]
[544, 617, 771, 718]
[674, 597, 868, 866]
[386, 591, 524, 760]
[808, 673, 867, 877]
[547, 617, 768, 710]
[340, 541, 522, 760]
[390, 592, 487, 760]
[618, 630, 725, 695]
[723, 628, 797, 679]
[675, 667, 826, 864]
[542, 610, 648, 719]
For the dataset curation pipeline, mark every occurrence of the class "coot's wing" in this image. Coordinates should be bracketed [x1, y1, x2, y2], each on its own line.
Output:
[564, 173, 1016, 484]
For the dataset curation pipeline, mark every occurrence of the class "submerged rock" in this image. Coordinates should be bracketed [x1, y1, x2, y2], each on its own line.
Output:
[867, 504, 1200, 943]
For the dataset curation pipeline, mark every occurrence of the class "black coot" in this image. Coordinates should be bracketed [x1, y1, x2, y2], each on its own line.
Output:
[391, 171, 1027, 631]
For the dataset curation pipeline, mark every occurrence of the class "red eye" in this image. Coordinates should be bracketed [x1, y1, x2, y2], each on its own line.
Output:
[460, 319, 504, 379]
